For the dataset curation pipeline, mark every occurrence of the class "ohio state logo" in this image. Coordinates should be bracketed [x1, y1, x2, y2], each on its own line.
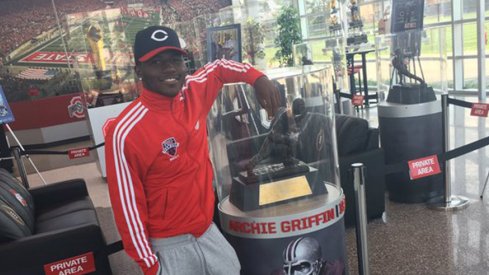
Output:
[162, 137, 179, 160]
[68, 96, 85, 119]
[9, 189, 27, 207]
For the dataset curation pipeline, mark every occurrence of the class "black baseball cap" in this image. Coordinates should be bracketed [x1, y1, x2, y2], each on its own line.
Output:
[133, 26, 187, 62]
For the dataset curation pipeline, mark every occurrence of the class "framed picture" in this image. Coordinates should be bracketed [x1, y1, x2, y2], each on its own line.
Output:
[206, 24, 242, 63]
[390, 0, 424, 33]
[0, 85, 15, 124]
[390, 0, 424, 57]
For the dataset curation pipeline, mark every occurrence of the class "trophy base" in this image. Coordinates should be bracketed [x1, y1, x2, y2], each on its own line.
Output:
[229, 165, 327, 212]
[349, 20, 364, 29]
[329, 24, 342, 32]
[347, 33, 368, 46]
[387, 84, 436, 104]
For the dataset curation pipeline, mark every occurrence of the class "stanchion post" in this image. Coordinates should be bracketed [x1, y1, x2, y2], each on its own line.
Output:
[12, 147, 29, 189]
[4, 123, 47, 185]
[352, 163, 369, 275]
[334, 82, 343, 114]
[481, 171, 489, 199]
[429, 94, 469, 210]
[337, 89, 344, 114]
[442, 94, 451, 203]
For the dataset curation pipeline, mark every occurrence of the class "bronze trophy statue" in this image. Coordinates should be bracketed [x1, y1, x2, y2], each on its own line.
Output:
[387, 36, 436, 104]
[241, 107, 309, 185]
[228, 99, 328, 211]
[328, 0, 342, 34]
[347, 0, 368, 46]
[349, 0, 362, 28]
[391, 48, 424, 84]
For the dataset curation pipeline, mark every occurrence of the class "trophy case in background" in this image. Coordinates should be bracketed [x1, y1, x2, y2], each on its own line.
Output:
[67, 8, 143, 177]
[208, 65, 347, 275]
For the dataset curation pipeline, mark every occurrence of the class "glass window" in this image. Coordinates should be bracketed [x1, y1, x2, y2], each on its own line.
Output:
[305, 13, 328, 38]
[356, 1, 391, 34]
[304, 0, 327, 15]
[309, 39, 329, 62]
[485, 21, 489, 54]
[464, 1, 489, 20]
[261, 20, 278, 47]
[462, 0, 477, 20]
[463, 58, 478, 89]
[445, 58, 454, 90]
[463, 22, 478, 56]
[486, 58, 489, 91]
[358, 2, 379, 32]
[425, 0, 452, 24]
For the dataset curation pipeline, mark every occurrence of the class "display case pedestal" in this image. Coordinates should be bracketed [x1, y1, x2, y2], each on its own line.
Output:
[220, 184, 347, 275]
[378, 100, 443, 203]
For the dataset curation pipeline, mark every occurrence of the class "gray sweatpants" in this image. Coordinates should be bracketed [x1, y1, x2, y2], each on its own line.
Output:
[151, 223, 241, 275]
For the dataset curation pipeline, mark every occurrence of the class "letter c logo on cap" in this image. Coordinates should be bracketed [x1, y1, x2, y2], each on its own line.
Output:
[151, 30, 168, 42]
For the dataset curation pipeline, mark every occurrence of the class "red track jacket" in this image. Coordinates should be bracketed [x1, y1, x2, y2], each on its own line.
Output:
[105, 59, 264, 274]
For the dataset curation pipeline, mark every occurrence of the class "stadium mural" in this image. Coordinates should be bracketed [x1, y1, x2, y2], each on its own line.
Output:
[67, 7, 146, 107]
[0, 0, 233, 132]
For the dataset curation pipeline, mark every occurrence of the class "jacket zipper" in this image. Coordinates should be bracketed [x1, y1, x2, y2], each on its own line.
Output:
[170, 97, 207, 221]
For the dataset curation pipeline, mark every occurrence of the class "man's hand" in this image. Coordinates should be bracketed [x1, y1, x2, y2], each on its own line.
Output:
[254, 76, 281, 119]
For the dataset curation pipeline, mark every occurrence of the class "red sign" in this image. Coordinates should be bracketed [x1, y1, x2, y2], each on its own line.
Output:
[224, 196, 345, 238]
[408, 155, 442, 180]
[470, 103, 489, 117]
[44, 252, 95, 275]
[352, 95, 364, 106]
[19, 51, 133, 65]
[68, 148, 90, 159]
[9, 93, 85, 131]
[28, 87, 40, 97]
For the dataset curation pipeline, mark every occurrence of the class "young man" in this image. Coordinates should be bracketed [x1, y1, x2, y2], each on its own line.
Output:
[105, 26, 280, 275]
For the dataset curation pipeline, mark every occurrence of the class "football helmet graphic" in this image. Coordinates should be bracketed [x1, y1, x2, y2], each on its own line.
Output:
[283, 237, 324, 275]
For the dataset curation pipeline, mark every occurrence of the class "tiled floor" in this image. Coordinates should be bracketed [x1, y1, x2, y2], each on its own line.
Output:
[347, 96, 489, 274]
[24, 94, 489, 275]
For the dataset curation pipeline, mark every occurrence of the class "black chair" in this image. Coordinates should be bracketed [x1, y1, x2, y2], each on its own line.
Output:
[335, 115, 385, 227]
[0, 169, 111, 274]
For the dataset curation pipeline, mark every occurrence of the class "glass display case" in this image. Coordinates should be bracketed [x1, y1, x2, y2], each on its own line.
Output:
[68, 8, 152, 177]
[67, 8, 144, 107]
[322, 0, 349, 98]
[207, 65, 347, 275]
[293, 43, 313, 66]
[375, 27, 449, 101]
[345, 0, 368, 47]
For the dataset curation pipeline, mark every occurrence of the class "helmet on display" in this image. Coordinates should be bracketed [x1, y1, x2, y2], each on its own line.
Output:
[283, 237, 324, 275]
